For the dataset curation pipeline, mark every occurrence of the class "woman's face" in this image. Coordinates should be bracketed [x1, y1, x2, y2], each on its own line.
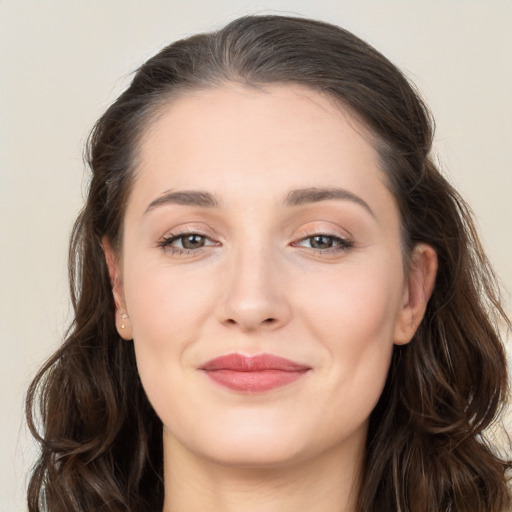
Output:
[107, 84, 434, 469]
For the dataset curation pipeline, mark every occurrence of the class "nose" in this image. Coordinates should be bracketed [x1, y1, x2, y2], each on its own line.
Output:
[216, 245, 291, 333]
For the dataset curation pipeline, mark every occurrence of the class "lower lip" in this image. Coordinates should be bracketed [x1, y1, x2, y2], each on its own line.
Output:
[202, 369, 309, 392]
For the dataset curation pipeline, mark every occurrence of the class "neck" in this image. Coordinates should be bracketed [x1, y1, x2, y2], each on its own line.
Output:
[161, 430, 365, 512]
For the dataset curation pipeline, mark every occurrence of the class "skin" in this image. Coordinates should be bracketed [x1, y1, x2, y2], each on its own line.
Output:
[104, 84, 437, 512]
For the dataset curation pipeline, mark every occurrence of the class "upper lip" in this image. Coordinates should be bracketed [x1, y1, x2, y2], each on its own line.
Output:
[199, 353, 310, 372]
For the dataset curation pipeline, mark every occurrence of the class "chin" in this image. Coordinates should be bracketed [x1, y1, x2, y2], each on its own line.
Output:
[164, 416, 320, 469]
[164, 408, 366, 472]
[217, 436, 306, 468]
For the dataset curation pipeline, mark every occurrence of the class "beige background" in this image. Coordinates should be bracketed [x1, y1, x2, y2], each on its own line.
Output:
[1, 1, 511, 510]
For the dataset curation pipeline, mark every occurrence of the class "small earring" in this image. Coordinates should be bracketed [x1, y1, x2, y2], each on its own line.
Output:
[120, 313, 128, 329]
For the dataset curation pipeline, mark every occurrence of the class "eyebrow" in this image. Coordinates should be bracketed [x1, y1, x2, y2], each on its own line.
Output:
[144, 186, 374, 217]
[284, 187, 375, 217]
[144, 190, 220, 214]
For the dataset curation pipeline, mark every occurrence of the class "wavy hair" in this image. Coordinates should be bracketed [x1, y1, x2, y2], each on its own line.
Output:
[26, 15, 511, 511]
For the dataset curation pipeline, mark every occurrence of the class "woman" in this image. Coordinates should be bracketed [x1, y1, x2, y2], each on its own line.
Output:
[26, 14, 511, 512]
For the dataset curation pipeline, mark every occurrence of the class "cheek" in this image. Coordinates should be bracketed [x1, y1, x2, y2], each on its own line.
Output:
[297, 257, 404, 413]
[124, 252, 216, 335]
[121, 257, 219, 402]
[299, 255, 404, 342]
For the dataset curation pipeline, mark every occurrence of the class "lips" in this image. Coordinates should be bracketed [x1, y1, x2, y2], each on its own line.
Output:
[199, 353, 310, 392]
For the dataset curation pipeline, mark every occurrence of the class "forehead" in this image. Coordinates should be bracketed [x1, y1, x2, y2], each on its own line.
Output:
[131, 84, 393, 215]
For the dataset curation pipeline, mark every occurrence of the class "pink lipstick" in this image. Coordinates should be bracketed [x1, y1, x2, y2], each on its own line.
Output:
[199, 353, 310, 393]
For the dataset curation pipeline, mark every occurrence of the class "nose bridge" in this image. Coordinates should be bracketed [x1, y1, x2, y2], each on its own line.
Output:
[218, 236, 289, 331]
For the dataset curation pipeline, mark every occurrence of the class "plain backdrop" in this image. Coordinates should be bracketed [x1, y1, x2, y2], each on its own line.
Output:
[1, 1, 511, 510]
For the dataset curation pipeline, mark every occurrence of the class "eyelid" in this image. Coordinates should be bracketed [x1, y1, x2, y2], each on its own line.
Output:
[158, 223, 217, 241]
[293, 222, 353, 241]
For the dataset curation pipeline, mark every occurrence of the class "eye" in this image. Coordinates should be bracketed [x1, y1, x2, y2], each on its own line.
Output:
[306, 235, 338, 249]
[158, 232, 218, 253]
[174, 234, 208, 249]
[294, 234, 353, 252]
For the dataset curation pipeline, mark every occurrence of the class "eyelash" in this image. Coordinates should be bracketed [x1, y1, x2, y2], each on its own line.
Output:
[292, 233, 354, 254]
[157, 231, 354, 256]
[157, 231, 218, 255]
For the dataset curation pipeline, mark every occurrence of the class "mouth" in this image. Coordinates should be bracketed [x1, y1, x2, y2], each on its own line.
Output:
[199, 353, 311, 393]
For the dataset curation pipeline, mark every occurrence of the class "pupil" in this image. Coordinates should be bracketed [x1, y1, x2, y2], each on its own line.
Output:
[183, 234, 204, 249]
[311, 236, 332, 249]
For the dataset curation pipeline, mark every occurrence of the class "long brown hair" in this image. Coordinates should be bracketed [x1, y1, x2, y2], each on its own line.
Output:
[26, 15, 511, 511]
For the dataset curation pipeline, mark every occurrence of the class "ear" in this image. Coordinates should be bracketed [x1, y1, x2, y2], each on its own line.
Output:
[102, 236, 133, 340]
[394, 243, 438, 345]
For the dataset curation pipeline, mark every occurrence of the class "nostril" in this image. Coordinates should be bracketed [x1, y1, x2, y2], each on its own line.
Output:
[224, 317, 276, 327]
